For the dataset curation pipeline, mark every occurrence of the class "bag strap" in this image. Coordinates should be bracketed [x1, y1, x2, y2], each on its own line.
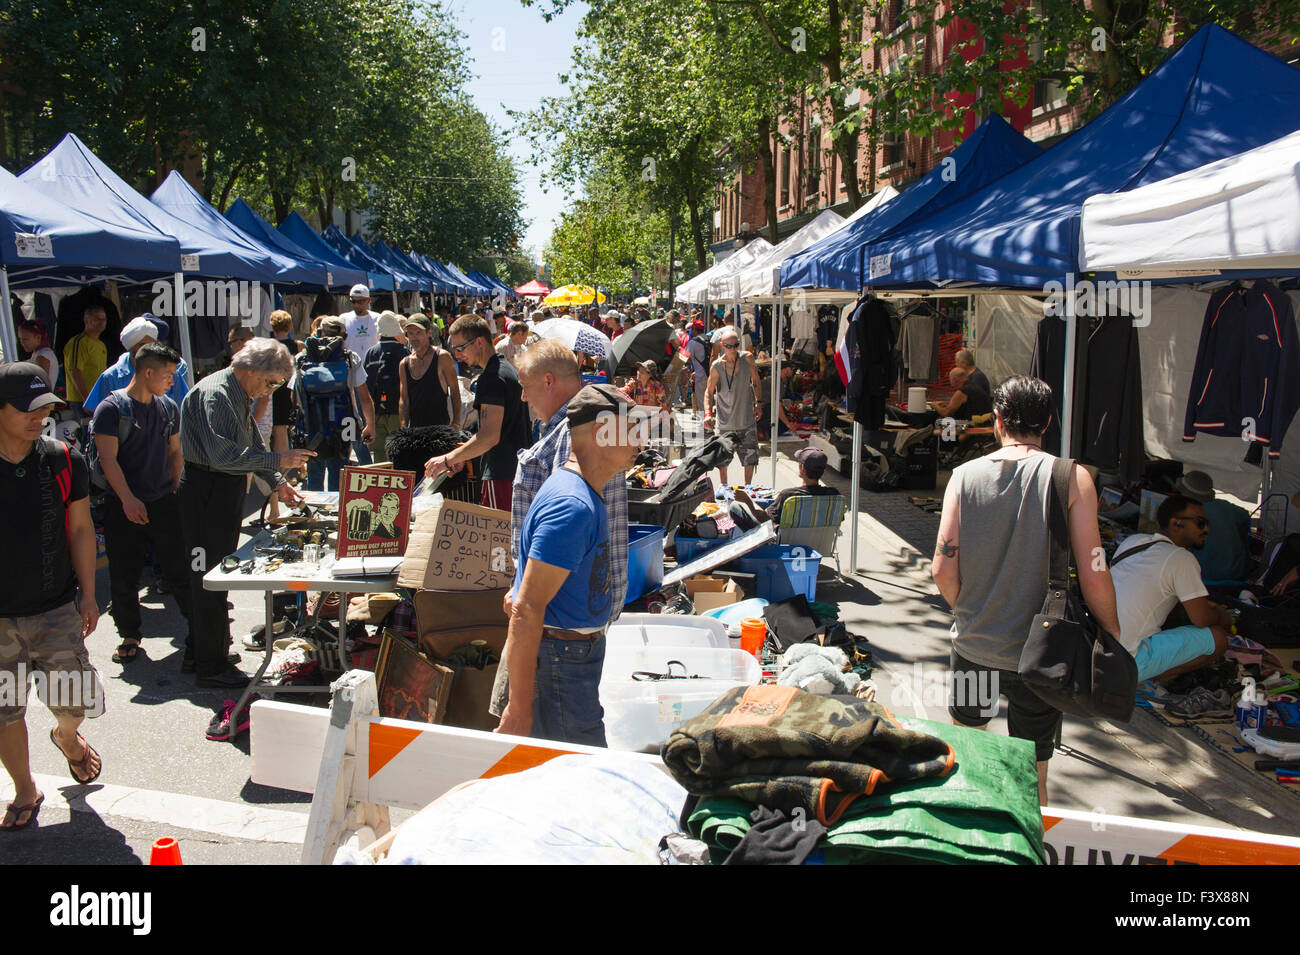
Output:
[1046, 456, 1073, 588]
[1110, 538, 1174, 567]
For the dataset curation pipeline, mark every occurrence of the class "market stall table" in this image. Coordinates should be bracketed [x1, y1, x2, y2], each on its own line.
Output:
[203, 530, 400, 742]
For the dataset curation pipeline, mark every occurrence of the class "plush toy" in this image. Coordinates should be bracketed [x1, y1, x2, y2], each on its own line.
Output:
[777, 643, 861, 695]
[383, 425, 472, 495]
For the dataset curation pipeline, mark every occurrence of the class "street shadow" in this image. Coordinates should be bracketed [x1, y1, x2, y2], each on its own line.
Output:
[238, 779, 313, 806]
[1, 789, 142, 865]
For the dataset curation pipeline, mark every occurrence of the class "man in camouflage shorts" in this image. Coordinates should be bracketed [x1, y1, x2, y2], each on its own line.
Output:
[0, 364, 104, 831]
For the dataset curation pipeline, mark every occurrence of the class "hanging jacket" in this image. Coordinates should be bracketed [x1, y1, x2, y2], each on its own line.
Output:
[1183, 281, 1300, 459]
[843, 296, 895, 430]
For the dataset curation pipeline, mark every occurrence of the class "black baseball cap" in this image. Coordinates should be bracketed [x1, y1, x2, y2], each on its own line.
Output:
[0, 362, 65, 412]
[566, 383, 635, 428]
[795, 446, 828, 477]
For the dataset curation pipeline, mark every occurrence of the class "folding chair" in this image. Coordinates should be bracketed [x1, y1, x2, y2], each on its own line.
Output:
[776, 493, 847, 580]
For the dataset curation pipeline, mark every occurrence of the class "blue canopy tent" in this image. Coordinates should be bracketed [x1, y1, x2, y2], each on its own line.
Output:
[318, 226, 406, 294]
[468, 269, 512, 299]
[278, 212, 389, 291]
[779, 115, 1042, 294]
[19, 133, 282, 381]
[380, 244, 448, 293]
[150, 171, 328, 288]
[0, 164, 183, 362]
[858, 25, 1300, 291]
[225, 198, 367, 291]
[418, 254, 470, 294]
[443, 261, 490, 295]
[345, 232, 424, 295]
[369, 238, 433, 294]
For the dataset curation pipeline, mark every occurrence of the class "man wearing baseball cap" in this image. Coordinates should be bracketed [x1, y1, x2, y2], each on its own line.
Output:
[496, 384, 643, 745]
[0, 364, 105, 829]
[83, 314, 190, 415]
[733, 445, 839, 525]
[339, 285, 380, 464]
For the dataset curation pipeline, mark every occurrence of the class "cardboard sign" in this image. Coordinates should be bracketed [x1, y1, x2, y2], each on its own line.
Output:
[397, 498, 513, 592]
[336, 466, 415, 559]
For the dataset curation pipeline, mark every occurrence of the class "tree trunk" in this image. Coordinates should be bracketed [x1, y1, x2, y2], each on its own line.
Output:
[272, 190, 292, 225]
[758, 115, 779, 243]
[215, 163, 243, 213]
[684, 182, 707, 271]
[822, 0, 865, 210]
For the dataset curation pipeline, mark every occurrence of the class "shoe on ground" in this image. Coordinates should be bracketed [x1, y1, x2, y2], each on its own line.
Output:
[1165, 687, 1233, 720]
[182, 651, 240, 674]
[196, 665, 250, 689]
[205, 695, 259, 741]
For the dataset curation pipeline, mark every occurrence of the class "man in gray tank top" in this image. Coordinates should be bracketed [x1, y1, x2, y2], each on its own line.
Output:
[703, 326, 763, 485]
[931, 375, 1121, 806]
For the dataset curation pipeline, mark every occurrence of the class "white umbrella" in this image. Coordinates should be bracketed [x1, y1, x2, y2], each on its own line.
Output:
[530, 318, 613, 359]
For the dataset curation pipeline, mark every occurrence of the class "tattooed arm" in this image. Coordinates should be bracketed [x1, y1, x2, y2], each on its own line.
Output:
[932, 474, 962, 610]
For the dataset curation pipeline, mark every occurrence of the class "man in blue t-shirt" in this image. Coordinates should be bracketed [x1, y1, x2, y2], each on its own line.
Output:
[497, 384, 643, 746]
[91, 343, 192, 664]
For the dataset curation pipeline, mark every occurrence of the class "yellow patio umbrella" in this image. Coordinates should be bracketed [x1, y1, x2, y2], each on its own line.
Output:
[542, 284, 607, 306]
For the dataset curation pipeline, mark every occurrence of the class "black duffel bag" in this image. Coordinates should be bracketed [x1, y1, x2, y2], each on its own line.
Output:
[1018, 457, 1137, 721]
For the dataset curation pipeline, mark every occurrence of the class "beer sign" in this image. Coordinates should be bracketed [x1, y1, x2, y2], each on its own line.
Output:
[337, 466, 416, 559]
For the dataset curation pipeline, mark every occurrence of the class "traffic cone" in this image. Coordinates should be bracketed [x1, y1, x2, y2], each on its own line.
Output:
[150, 837, 182, 865]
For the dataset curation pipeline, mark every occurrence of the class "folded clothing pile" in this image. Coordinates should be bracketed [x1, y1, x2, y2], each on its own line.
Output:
[684, 716, 1045, 865]
[661, 685, 955, 827]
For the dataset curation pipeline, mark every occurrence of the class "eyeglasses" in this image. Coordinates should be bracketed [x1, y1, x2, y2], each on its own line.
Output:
[723, 342, 738, 349]
[449, 340, 473, 355]
[264, 378, 284, 389]
[1173, 517, 1210, 529]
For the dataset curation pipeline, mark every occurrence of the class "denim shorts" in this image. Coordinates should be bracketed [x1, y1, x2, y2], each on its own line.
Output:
[531, 635, 607, 747]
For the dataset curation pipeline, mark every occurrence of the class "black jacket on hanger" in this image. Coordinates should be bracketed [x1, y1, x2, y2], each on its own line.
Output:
[844, 296, 896, 430]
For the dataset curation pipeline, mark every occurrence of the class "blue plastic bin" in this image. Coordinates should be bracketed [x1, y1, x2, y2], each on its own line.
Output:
[624, 524, 665, 603]
[673, 535, 734, 565]
[732, 544, 821, 602]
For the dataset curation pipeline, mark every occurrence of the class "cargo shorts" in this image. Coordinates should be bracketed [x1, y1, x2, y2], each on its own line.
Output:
[0, 601, 105, 727]
[724, 427, 760, 467]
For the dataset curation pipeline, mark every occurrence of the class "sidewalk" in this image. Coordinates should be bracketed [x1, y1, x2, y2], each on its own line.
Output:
[779, 447, 1300, 838]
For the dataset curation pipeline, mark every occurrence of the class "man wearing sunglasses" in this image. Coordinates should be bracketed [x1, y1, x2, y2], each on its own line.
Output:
[703, 327, 763, 485]
[339, 285, 379, 465]
[1110, 493, 1230, 694]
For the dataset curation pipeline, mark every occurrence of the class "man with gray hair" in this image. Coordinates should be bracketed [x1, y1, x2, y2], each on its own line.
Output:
[954, 349, 991, 398]
[178, 338, 315, 688]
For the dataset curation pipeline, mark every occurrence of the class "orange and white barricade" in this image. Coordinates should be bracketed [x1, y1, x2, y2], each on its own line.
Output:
[252, 670, 1300, 865]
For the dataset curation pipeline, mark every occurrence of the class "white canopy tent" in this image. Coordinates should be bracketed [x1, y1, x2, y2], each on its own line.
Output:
[1080, 128, 1300, 274]
[674, 237, 774, 305]
[703, 238, 775, 302]
[734, 210, 845, 302]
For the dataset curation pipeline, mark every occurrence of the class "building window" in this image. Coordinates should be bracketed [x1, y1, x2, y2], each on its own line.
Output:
[780, 147, 790, 207]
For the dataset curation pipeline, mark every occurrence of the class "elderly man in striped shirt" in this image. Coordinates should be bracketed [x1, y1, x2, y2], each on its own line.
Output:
[488, 339, 629, 722]
[177, 339, 314, 688]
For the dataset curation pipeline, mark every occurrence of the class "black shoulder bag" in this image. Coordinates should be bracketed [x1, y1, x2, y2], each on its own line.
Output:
[1017, 457, 1138, 721]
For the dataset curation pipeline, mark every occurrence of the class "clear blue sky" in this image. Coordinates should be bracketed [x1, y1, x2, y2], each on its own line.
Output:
[452, 0, 587, 260]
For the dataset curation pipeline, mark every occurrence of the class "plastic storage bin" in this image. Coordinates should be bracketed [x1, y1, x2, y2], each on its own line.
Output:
[731, 544, 821, 602]
[673, 534, 735, 565]
[606, 614, 729, 649]
[624, 524, 665, 603]
[626, 477, 712, 537]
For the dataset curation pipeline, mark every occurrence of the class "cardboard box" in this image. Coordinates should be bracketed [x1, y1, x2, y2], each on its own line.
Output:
[684, 575, 741, 613]
[397, 499, 514, 591]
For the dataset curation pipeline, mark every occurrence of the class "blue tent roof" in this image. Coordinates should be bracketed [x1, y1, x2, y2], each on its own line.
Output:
[780, 115, 1042, 291]
[277, 212, 389, 291]
[370, 238, 433, 293]
[468, 269, 512, 297]
[18, 133, 279, 282]
[397, 247, 456, 294]
[417, 253, 469, 293]
[150, 172, 327, 287]
[376, 242, 443, 291]
[443, 261, 489, 295]
[226, 199, 367, 291]
[0, 163, 181, 288]
[349, 233, 424, 292]
[320, 226, 412, 292]
[860, 25, 1300, 289]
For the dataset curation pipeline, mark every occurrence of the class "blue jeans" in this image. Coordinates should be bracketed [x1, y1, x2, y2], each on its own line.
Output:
[531, 635, 607, 747]
[306, 456, 344, 492]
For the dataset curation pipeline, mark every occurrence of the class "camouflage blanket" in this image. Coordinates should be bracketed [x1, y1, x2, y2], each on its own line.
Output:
[661, 685, 955, 825]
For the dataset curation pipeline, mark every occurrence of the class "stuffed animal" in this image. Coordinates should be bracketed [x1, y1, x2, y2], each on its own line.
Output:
[777, 643, 861, 695]
[383, 425, 472, 495]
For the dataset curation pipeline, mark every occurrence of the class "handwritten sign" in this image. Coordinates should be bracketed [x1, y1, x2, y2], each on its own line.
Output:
[397, 498, 513, 592]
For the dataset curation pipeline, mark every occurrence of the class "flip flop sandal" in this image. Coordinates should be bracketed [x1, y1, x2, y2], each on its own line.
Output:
[51, 729, 102, 785]
[112, 641, 141, 663]
[1, 794, 44, 831]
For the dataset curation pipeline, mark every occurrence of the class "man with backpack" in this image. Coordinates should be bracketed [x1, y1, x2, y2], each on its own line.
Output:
[295, 316, 376, 491]
[88, 343, 192, 665]
[0, 363, 104, 829]
[363, 313, 408, 462]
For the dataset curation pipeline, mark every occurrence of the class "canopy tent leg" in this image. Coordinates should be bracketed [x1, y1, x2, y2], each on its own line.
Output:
[770, 287, 782, 490]
[0, 267, 18, 364]
[175, 272, 196, 387]
[849, 421, 862, 574]
[1060, 285, 1077, 457]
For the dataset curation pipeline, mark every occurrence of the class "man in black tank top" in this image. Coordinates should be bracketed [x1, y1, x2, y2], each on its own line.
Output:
[398, 316, 461, 429]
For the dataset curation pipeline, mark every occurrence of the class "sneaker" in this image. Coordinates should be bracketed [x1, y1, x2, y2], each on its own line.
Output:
[205, 695, 260, 741]
[1165, 687, 1234, 720]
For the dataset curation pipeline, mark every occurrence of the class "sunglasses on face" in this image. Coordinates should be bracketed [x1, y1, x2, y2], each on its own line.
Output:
[264, 378, 284, 389]
[723, 342, 738, 349]
[449, 340, 473, 354]
[1174, 517, 1209, 529]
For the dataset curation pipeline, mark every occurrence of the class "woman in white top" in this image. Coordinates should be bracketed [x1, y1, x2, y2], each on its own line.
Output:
[17, 320, 59, 388]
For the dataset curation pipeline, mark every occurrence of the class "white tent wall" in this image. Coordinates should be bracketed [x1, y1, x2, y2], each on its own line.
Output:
[971, 294, 1040, 391]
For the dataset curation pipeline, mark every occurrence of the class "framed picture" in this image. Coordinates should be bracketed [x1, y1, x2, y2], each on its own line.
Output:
[375, 630, 453, 724]
[337, 466, 416, 559]
[1137, 489, 1168, 534]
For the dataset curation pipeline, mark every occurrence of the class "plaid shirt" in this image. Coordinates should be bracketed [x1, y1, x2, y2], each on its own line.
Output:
[512, 404, 628, 620]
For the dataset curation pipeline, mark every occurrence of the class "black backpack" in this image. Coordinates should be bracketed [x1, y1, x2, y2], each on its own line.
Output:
[293, 336, 354, 458]
[86, 390, 177, 492]
[365, 341, 405, 416]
